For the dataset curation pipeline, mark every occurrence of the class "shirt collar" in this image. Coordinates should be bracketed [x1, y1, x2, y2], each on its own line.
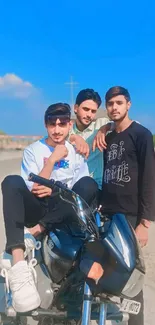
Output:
[73, 121, 94, 133]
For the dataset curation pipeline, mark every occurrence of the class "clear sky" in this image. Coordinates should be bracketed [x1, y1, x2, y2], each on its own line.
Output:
[0, 0, 155, 135]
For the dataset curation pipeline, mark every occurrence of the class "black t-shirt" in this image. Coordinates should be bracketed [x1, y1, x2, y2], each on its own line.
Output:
[101, 122, 155, 221]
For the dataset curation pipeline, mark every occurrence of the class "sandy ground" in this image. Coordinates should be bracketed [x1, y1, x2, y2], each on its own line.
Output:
[0, 152, 155, 324]
[0, 150, 23, 162]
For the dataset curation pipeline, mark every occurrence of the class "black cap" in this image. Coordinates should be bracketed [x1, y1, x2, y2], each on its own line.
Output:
[45, 103, 71, 124]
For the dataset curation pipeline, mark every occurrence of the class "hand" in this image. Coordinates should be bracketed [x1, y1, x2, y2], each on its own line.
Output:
[69, 134, 89, 159]
[50, 144, 68, 163]
[92, 127, 107, 152]
[28, 224, 45, 237]
[32, 184, 52, 198]
[87, 262, 104, 283]
[135, 223, 149, 247]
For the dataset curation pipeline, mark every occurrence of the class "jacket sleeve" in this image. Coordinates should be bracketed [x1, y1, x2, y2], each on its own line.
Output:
[136, 130, 155, 221]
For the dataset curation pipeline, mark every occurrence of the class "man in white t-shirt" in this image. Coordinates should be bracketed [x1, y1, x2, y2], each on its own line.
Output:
[0, 103, 98, 313]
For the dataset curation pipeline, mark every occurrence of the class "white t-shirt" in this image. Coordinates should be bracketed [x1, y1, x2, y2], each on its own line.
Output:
[21, 137, 89, 191]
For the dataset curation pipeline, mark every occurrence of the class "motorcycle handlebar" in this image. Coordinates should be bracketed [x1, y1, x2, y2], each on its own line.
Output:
[29, 173, 98, 237]
[28, 173, 71, 192]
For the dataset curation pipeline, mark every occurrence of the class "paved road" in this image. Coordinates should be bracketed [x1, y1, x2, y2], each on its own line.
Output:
[0, 153, 155, 324]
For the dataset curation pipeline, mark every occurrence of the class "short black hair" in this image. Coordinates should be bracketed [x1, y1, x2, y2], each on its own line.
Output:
[75, 88, 102, 108]
[44, 103, 71, 124]
[105, 86, 131, 103]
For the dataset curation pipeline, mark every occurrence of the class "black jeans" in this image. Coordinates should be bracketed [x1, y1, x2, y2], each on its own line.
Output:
[125, 215, 144, 325]
[1, 175, 98, 253]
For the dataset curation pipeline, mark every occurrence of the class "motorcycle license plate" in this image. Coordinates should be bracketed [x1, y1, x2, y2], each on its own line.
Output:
[120, 298, 141, 315]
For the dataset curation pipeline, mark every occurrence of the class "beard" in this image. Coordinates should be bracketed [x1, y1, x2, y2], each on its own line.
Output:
[76, 113, 92, 127]
[108, 111, 128, 122]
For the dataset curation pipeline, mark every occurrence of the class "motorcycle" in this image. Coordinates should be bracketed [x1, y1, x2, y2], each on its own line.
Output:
[0, 173, 146, 325]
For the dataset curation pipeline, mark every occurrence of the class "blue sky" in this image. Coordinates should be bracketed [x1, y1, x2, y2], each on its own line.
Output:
[0, 0, 155, 135]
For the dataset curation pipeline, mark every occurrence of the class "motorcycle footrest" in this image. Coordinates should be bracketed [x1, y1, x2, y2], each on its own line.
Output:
[16, 308, 67, 319]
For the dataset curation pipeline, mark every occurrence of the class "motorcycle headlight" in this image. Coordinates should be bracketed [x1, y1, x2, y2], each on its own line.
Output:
[122, 268, 145, 298]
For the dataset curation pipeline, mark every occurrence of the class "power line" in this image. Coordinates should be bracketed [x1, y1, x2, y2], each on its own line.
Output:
[65, 76, 79, 109]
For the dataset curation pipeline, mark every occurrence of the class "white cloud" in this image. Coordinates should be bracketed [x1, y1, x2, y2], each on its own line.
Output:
[0, 73, 34, 99]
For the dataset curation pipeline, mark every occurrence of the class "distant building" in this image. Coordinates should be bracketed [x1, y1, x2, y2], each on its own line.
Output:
[0, 108, 109, 150]
[95, 107, 108, 119]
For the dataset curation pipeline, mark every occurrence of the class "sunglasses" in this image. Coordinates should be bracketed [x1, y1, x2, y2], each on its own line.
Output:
[47, 114, 71, 126]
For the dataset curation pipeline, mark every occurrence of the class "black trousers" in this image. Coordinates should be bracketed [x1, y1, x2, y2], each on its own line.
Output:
[1, 175, 98, 253]
[125, 215, 144, 325]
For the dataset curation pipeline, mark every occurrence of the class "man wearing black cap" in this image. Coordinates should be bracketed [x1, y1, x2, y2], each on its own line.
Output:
[0, 103, 98, 313]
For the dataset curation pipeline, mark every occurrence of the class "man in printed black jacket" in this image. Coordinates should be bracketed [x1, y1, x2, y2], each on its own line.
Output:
[94, 86, 155, 325]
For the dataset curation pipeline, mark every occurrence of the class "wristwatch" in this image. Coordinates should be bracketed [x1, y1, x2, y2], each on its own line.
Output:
[140, 219, 151, 228]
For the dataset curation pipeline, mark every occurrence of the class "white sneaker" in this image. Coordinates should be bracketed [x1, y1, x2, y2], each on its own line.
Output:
[0, 228, 41, 270]
[1, 260, 41, 312]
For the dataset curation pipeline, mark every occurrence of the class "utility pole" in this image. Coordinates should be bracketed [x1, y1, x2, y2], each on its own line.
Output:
[65, 76, 79, 110]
